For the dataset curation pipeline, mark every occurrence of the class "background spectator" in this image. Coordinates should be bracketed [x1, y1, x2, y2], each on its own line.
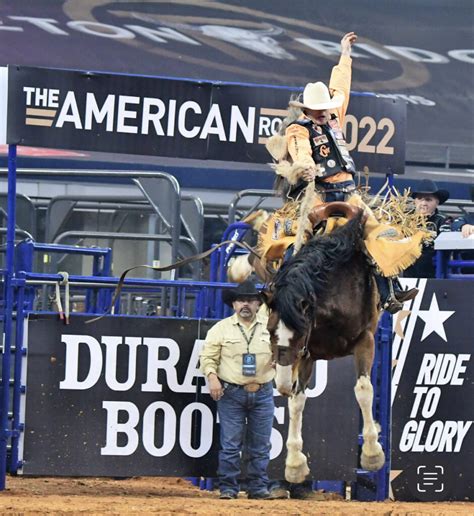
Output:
[404, 179, 451, 278]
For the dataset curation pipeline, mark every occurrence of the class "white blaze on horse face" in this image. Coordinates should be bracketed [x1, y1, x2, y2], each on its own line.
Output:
[275, 319, 295, 396]
[276, 319, 294, 348]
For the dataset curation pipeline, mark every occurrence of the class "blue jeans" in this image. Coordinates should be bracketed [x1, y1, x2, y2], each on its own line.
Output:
[217, 381, 274, 496]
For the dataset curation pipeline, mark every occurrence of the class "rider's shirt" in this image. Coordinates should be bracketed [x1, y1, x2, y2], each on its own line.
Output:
[285, 54, 355, 188]
[289, 117, 356, 179]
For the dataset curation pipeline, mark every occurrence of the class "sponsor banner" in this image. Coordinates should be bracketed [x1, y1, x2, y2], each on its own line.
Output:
[211, 84, 405, 173]
[21, 314, 358, 479]
[391, 279, 473, 501]
[7, 66, 213, 160]
[0, 1, 472, 164]
[6, 65, 405, 173]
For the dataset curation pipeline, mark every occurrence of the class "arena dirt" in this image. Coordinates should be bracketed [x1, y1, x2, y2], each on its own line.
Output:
[1, 476, 472, 514]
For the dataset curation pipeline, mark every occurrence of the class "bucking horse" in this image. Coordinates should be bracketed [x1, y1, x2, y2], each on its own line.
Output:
[232, 202, 385, 483]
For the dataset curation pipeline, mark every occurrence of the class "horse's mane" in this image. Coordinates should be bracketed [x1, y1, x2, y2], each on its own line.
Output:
[271, 215, 365, 334]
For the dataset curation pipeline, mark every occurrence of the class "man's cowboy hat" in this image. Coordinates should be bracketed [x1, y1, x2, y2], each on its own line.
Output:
[410, 179, 449, 205]
[289, 82, 343, 111]
[222, 280, 262, 307]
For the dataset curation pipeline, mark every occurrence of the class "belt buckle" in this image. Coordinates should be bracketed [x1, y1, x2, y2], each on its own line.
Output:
[244, 383, 260, 393]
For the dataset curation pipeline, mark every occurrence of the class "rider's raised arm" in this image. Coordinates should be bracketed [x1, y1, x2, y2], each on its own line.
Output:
[329, 32, 357, 124]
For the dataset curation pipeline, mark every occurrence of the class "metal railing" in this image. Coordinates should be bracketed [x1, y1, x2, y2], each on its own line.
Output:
[228, 189, 280, 225]
[0, 168, 182, 266]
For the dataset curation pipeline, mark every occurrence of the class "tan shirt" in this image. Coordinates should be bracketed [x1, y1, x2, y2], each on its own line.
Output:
[199, 311, 275, 385]
[286, 54, 353, 184]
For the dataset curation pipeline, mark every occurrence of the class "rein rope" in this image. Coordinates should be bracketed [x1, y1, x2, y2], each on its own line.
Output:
[86, 239, 265, 324]
[294, 180, 316, 253]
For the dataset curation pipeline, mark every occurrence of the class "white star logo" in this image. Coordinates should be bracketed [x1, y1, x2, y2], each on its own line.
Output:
[417, 293, 455, 342]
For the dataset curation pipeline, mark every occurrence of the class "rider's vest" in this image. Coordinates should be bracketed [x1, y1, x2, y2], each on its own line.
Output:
[292, 117, 356, 179]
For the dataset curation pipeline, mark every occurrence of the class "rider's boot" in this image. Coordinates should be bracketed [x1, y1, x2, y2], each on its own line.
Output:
[375, 275, 418, 314]
[392, 276, 419, 304]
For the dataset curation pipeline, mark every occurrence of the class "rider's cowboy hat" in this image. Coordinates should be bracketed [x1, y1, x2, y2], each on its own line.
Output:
[222, 280, 262, 307]
[410, 179, 449, 205]
[289, 82, 343, 111]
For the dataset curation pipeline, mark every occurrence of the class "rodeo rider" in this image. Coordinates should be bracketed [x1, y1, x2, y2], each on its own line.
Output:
[266, 31, 419, 313]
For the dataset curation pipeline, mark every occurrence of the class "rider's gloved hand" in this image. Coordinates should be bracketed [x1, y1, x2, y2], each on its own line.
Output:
[302, 166, 317, 182]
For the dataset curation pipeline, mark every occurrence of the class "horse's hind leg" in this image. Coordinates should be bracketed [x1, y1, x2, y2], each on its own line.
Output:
[285, 356, 312, 483]
[227, 254, 254, 283]
[353, 330, 385, 472]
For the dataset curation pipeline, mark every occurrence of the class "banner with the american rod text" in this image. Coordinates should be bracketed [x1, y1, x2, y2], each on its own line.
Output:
[6, 65, 406, 173]
[20, 314, 359, 479]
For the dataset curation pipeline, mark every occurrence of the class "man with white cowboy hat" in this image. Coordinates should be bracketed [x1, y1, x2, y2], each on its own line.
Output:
[270, 31, 358, 202]
[264, 31, 420, 313]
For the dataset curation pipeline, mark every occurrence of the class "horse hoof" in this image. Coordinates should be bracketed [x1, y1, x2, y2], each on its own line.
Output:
[285, 454, 310, 484]
[285, 465, 310, 484]
[361, 450, 385, 471]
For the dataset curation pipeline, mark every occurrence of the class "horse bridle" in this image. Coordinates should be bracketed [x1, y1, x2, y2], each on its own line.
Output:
[273, 322, 311, 367]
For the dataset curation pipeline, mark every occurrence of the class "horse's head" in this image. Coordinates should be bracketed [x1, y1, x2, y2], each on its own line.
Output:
[267, 307, 310, 365]
[263, 285, 313, 396]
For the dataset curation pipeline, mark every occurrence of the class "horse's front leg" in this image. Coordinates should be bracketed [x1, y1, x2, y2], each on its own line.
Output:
[353, 330, 385, 471]
[285, 391, 309, 483]
[284, 356, 313, 483]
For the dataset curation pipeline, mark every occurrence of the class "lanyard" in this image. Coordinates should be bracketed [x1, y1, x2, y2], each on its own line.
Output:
[237, 323, 258, 353]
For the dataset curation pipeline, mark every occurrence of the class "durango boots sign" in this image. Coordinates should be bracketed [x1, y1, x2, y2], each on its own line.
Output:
[20, 314, 358, 479]
[5, 65, 406, 173]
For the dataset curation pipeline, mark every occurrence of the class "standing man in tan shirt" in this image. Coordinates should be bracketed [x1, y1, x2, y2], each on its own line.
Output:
[200, 280, 277, 500]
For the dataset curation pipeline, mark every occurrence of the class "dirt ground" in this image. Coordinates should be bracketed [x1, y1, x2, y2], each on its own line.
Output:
[0, 476, 472, 515]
